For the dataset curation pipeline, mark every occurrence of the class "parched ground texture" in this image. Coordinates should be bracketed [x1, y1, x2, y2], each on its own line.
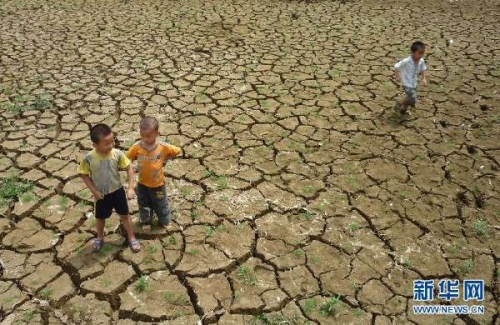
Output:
[0, 0, 499, 324]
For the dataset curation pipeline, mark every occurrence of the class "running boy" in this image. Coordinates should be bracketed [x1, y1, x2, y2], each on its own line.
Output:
[127, 117, 181, 233]
[79, 124, 140, 252]
[394, 41, 427, 114]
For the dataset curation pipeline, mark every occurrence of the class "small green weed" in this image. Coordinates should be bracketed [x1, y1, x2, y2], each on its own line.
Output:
[473, 219, 489, 237]
[293, 248, 305, 259]
[21, 310, 37, 322]
[303, 298, 317, 315]
[40, 287, 53, 300]
[299, 210, 315, 221]
[204, 226, 215, 237]
[348, 221, 359, 232]
[237, 265, 257, 286]
[134, 276, 150, 293]
[319, 295, 341, 317]
[186, 248, 199, 255]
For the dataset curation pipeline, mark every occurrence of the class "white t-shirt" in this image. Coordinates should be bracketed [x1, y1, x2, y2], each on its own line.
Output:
[394, 56, 427, 88]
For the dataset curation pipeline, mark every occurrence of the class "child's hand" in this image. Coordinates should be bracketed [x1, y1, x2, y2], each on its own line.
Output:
[127, 188, 136, 200]
[92, 190, 104, 200]
[422, 77, 427, 85]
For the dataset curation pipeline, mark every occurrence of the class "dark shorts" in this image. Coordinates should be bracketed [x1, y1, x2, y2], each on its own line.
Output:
[403, 86, 418, 106]
[95, 187, 129, 219]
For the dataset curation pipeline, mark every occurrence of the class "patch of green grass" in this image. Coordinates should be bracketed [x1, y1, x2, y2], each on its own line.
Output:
[0, 177, 33, 206]
[472, 219, 489, 237]
[251, 313, 299, 325]
[319, 295, 341, 317]
[457, 259, 473, 276]
[302, 186, 315, 195]
[190, 209, 199, 220]
[58, 195, 69, 208]
[219, 195, 229, 201]
[314, 203, 326, 212]
[353, 308, 363, 317]
[279, 130, 288, 138]
[237, 265, 257, 286]
[148, 244, 158, 254]
[165, 236, 177, 246]
[446, 243, 460, 255]
[348, 221, 359, 232]
[102, 279, 112, 287]
[293, 248, 305, 259]
[180, 187, 191, 198]
[310, 256, 321, 265]
[346, 174, 358, 187]
[163, 292, 189, 305]
[186, 248, 199, 255]
[350, 280, 361, 291]
[96, 243, 114, 256]
[0, 84, 13, 95]
[416, 153, 425, 161]
[1, 95, 52, 114]
[204, 226, 215, 237]
[299, 210, 315, 221]
[402, 257, 412, 268]
[21, 310, 37, 322]
[134, 276, 150, 293]
[21, 192, 37, 203]
[328, 69, 341, 77]
[303, 298, 317, 315]
[40, 287, 53, 300]
[491, 115, 500, 123]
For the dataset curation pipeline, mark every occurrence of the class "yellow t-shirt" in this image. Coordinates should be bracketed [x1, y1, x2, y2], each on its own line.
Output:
[126, 142, 181, 188]
[78, 148, 130, 195]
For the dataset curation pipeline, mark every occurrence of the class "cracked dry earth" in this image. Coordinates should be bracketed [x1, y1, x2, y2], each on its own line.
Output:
[0, 0, 499, 324]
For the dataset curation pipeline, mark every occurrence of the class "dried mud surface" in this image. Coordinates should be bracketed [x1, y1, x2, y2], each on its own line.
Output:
[0, 0, 499, 324]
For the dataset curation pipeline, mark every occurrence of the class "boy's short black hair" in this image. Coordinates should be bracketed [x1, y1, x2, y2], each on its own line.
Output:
[90, 123, 112, 143]
[411, 41, 426, 53]
[139, 116, 159, 131]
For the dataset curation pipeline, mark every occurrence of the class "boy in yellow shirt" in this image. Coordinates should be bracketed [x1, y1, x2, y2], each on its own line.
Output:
[79, 124, 140, 252]
[127, 117, 181, 232]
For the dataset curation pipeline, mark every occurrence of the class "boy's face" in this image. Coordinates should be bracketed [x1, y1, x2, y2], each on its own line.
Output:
[93, 132, 114, 154]
[412, 48, 425, 62]
[140, 128, 158, 146]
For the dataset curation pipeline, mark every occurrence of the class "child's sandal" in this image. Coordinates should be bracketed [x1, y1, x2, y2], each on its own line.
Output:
[93, 239, 104, 252]
[129, 239, 141, 252]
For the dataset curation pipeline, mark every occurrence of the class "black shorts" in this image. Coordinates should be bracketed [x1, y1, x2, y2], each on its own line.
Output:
[95, 187, 129, 219]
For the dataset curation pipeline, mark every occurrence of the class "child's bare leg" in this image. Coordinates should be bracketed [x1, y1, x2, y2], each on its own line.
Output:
[96, 219, 105, 240]
[120, 215, 136, 241]
[120, 215, 140, 251]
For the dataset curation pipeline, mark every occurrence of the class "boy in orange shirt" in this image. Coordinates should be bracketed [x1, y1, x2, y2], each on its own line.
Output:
[127, 117, 181, 232]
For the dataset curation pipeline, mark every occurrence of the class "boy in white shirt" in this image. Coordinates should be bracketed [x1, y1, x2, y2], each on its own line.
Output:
[394, 41, 427, 114]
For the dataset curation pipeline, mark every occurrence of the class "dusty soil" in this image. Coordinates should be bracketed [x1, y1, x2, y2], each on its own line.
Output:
[1, 0, 499, 324]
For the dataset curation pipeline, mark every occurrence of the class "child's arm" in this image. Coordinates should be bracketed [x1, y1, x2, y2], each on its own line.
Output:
[126, 164, 135, 200]
[394, 59, 404, 83]
[78, 157, 104, 200]
[119, 150, 135, 199]
[421, 71, 427, 85]
[394, 70, 400, 82]
[80, 174, 104, 200]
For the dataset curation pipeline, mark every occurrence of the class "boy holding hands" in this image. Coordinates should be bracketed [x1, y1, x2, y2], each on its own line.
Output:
[79, 124, 140, 252]
[127, 117, 181, 232]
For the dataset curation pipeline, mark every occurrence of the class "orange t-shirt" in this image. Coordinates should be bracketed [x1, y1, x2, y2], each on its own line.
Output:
[126, 142, 181, 188]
